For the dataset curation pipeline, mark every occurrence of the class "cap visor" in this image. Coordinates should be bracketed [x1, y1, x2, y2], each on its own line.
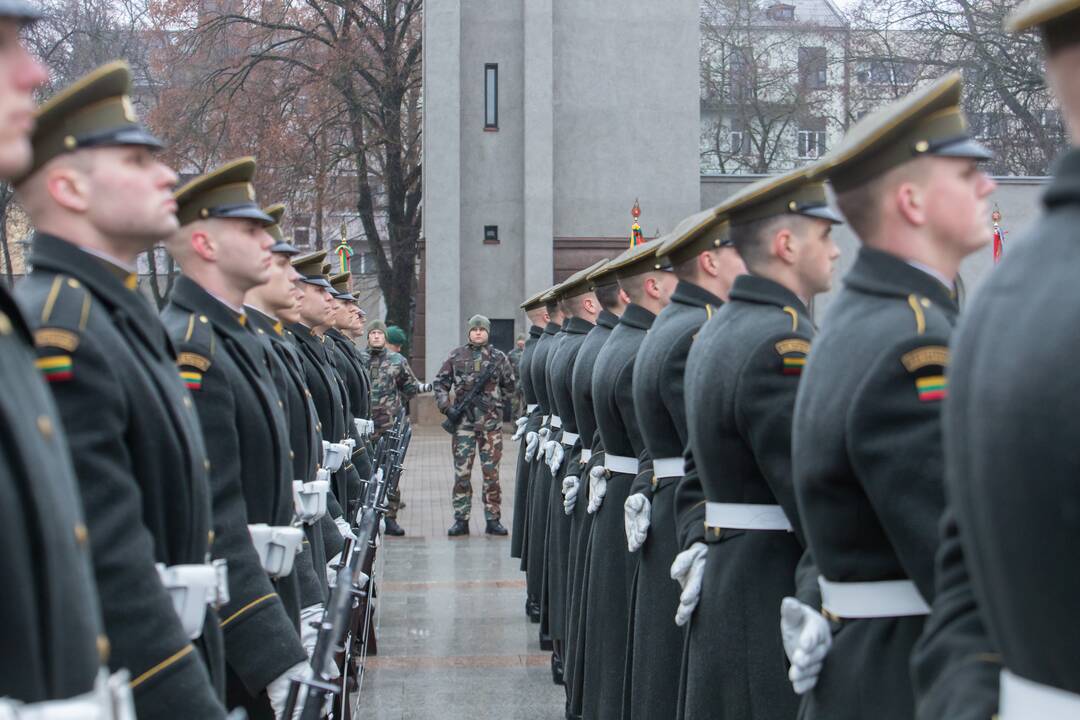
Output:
[934, 137, 994, 162]
[213, 204, 276, 226]
[800, 205, 845, 224]
[299, 276, 333, 289]
[270, 241, 300, 256]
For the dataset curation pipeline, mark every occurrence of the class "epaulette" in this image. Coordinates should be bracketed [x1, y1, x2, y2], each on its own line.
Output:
[174, 312, 216, 391]
[31, 276, 93, 384]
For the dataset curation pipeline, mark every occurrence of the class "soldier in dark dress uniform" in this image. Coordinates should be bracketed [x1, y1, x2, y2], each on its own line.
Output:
[539, 260, 607, 687]
[622, 208, 743, 720]
[244, 205, 341, 651]
[790, 75, 996, 720]
[912, 5, 1080, 718]
[564, 268, 625, 720]
[14, 62, 228, 719]
[163, 159, 314, 719]
[674, 168, 841, 720]
[511, 291, 548, 571]
[580, 238, 676, 720]
[523, 293, 565, 643]
[0, 12, 119, 715]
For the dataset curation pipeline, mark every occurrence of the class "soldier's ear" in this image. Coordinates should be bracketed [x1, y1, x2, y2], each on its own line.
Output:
[189, 228, 217, 262]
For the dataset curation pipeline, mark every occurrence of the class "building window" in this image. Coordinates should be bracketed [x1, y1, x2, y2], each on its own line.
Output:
[797, 118, 827, 159]
[766, 3, 795, 21]
[728, 46, 753, 102]
[484, 225, 499, 244]
[855, 60, 917, 86]
[729, 121, 751, 155]
[484, 63, 498, 129]
[798, 47, 827, 89]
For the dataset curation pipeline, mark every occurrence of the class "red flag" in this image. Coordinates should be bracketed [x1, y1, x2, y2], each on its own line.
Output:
[992, 208, 1004, 264]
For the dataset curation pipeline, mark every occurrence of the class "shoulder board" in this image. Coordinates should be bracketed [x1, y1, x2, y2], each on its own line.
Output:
[905, 294, 932, 336]
[35, 275, 91, 349]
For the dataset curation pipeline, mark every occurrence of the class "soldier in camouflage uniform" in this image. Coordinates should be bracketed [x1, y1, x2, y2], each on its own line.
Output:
[507, 335, 526, 419]
[435, 315, 516, 536]
[367, 319, 429, 532]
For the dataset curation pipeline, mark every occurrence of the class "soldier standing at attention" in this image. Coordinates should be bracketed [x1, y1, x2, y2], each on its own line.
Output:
[581, 238, 676, 720]
[674, 167, 840, 720]
[790, 75, 995, 720]
[0, 11, 130, 716]
[622, 207, 743, 720]
[163, 158, 314, 719]
[15, 62, 229, 718]
[435, 314, 516, 536]
[912, 3, 1080, 718]
[367, 318, 428, 535]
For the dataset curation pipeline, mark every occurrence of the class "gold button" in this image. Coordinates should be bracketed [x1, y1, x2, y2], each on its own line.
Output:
[183, 396, 192, 408]
[199, 315, 208, 324]
[277, 400, 283, 408]
[305, 390, 312, 398]
[74, 523, 88, 545]
[200, 208, 209, 219]
[0, 311, 10, 335]
[204, 459, 211, 472]
[64, 135, 78, 150]
[788, 200, 798, 211]
[66, 278, 80, 288]
[257, 328, 264, 334]
[208, 530, 215, 545]
[317, 422, 322, 431]
[914, 140, 930, 153]
[289, 450, 295, 460]
[920, 298, 931, 308]
[37, 415, 53, 439]
[97, 635, 110, 663]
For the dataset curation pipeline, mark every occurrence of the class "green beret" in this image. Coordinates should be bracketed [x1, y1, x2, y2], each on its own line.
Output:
[468, 314, 491, 332]
[386, 325, 407, 345]
[21, 61, 163, 183]
[174, 157, 274, 227]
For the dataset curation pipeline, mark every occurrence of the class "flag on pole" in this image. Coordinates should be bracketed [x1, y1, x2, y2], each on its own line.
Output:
[992, 208, 1005, 264]
[336, 222, 354, 273]
[630, 199, 644, 247]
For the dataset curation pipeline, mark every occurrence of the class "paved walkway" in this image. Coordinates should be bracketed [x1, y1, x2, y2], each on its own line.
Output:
[358, 424, 563, 719]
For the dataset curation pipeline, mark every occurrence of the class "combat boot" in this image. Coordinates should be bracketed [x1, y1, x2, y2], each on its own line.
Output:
[384, 518, 405, 536]
[447, 519, 470, 536]
[485, 519, 508, 536]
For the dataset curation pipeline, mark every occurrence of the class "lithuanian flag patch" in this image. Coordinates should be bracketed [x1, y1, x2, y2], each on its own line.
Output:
[776, 338, 810, 376]
[781, 357, 806, 375]
[35, 355, 73, 382]
[180, 370, 203, 391]
[916, 375, 946, 402]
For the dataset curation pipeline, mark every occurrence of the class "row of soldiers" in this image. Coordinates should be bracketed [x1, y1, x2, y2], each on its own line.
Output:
[0, 5, 401, 716]
[509, 1, 1080, 718]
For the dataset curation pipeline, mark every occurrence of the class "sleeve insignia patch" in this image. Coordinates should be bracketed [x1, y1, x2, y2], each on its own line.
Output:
[775, 339, 810, 356]
[180, 370, 203, 391]
[901, 345, 949, 372]
[916, 374, 947, 402]
[35, 354, 73, 382]
[776, 338, 810, 376]
[34, 328, 79, 352]
[177, 352, 211, 372]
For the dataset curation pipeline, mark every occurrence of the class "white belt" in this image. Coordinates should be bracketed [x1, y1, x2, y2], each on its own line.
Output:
[527, 404, 538, 413]
[156, 560, 229, 639]
[604, 454, 639, 474]
[580, 449, 592, 463]
[561, 431, 580, 446]
[551, 415, 562, 429]
[293, 472, 330, 524]
[652, 457, 685, 479]
[1000, 669, 1080, 719]
[705, 502, 792, 531]
[0, 669, 135, 720]
[248, 524, 305, 578]
[819, 577, 931, 619]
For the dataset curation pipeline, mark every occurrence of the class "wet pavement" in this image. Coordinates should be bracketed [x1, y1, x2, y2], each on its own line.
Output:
[358, 425, 563, 719]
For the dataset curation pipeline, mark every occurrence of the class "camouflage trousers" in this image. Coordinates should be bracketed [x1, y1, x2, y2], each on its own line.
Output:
[451, 425, 503, 521]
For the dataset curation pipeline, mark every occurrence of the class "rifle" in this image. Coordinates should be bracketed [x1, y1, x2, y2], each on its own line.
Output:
[441, 362, 498, 434]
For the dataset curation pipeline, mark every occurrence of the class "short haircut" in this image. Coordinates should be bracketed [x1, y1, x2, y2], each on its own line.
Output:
[563, 292, 588, 317]
[545, 298, 560, 315]
[618, 274, 648, 305]
[731, 215, 786, 272]
[595, 282, 621, 311]
[837, 159, 930, 242]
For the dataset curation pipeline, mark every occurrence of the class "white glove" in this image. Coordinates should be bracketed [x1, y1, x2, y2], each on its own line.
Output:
[326, 553, 342, 588]
[548, 442, 565, 475]
[333, 516, 355, 542]
[512, 416, 529, 440]
[562, 476, 579, 515]
[587, 465, 608, 514]
[266, 661, 312, 720]
[419, 382, 433, 393]
[671, 542, 708, 626]
[624, 493, 651, 552]
[780, 597, 833, 695]
[299, 604, 339, 681]
[524, 431, 540, 461]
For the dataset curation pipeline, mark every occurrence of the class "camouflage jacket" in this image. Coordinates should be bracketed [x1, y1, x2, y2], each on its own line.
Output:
[434, 342, 516, 431]
[367, 346, 420, 435]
